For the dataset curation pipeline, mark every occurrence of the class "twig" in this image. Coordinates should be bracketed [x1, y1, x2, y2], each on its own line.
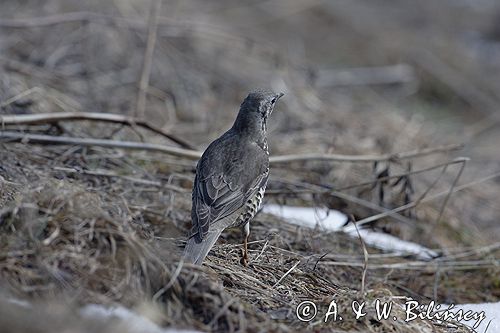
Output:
[351, 216, 368, 295]
[318, 258, 500, 270]
[334, 158, 465, 192]
[42, 226, 60, 246]
[266, 158, 463, 195]
[329, 159, 458, 228]
[272, 260, 300, 288]
[0, 113, 194, 149]
[253, 239, 269, 262]
[0, 131, 201, 159]
[269, 143, 464, 163]
[136, 0, 162, 118]
[52, 166, 189, 193]
[330, 190, 415, 226]
[313, 252, 329, 271]
[152, 258, 184, 301]
[271, 176, 417, 225]
[0, 131, 463, 165]
[208, 299, 236, 327]
[433, 158, 467, 227]
[0, 87, 43, 108]
[442, 242, 500, 261]
[354, 161, 500, 228]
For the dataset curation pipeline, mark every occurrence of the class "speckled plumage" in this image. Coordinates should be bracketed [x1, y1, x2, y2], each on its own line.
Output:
[184, 89, 283, 265]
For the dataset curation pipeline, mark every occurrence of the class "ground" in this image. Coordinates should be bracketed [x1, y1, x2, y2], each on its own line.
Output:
[0, 1, 499, 332]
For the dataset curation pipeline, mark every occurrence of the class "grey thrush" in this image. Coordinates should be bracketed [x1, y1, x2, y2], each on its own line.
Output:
[183, 89, 284, 265]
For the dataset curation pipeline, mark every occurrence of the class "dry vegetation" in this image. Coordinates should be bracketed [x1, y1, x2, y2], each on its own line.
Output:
[1, 1, 500, 332]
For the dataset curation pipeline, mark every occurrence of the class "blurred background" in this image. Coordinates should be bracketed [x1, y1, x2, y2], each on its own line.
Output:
[3, 0, 500, 237]
[1, 1, 500, 331]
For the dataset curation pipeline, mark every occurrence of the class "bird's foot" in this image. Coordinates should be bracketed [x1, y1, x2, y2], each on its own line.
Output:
[240, 248, 249, 267]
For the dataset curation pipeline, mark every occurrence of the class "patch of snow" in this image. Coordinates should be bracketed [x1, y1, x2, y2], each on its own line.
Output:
[262, 204, 438, 260]
[80, 304, 203, 333]
[5, 298, 201, 333]
[451, 302, 500, 333]
[262, 204, 347, 230]
[346, 228, 438, 260]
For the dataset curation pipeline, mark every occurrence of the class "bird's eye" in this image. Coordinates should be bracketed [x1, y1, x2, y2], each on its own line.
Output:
[271, 98, 276, 104]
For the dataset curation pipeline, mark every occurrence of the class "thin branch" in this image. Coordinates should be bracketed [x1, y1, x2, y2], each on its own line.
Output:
[269, 143, 464, 163]
[265, 157, 456, 195]
[270, 170, 451, 227]
[330, 190, 415, 226]
[411, 162, 450, 207]
[253, 239, 269, 262]
[208, 299, 236, 328]
[351, 216, 368, 295]
[0, 112, 194, 149]
[0, 131, 464, 165]
[272, 260, 300, 288]
[52, 166, 189, 193]
[152, 258, 184, 301]
[318, 258, 500, 271]
[0, 87, 43, 108]
[433, 159, 467, 227]
[135, 0, 162, 118]
[334, 158, 465, 192]
[0, 131, 201, 159]
[354, 159, 500, 228]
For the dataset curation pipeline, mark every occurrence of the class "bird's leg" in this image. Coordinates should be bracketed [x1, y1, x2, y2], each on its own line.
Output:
[240, 222, 250, 266]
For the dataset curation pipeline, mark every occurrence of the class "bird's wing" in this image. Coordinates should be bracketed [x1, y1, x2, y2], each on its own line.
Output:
[190, 143, 268, 242]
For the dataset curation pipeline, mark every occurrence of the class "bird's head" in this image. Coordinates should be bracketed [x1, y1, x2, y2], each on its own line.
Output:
[233, 89, 284, 134]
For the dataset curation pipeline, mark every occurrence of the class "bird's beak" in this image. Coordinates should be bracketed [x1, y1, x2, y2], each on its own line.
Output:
[276, 92, 285, 100]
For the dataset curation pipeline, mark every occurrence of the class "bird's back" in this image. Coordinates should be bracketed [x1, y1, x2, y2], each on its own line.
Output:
[184, 89, 282, 265]
[190, 128, 269, 241]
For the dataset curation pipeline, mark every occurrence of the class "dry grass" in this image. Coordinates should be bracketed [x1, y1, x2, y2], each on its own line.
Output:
[0, 140, 496, 332]
[1, 0, 500, 332]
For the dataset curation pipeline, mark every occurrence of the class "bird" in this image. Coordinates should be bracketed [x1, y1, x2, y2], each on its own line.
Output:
[183, 89, 284, 266]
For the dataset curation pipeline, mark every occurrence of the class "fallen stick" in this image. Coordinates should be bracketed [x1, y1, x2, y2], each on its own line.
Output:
[0, 131, 201, 159]
[272, 260, 301, 288]
[0, 112, 194, 149]
[0, 131, 463, 164]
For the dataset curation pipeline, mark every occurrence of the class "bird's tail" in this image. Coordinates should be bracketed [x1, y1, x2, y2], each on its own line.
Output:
[183, 229, 223, 265]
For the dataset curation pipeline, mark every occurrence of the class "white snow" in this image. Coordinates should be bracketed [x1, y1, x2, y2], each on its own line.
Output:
[451, 302, 500, 333]
[6, 298, 201, 332]
[346, 228, 438, 260]
[262, 204, 348, 230]
[81, 304, 203, 333]
[262, 204, 438, 259]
